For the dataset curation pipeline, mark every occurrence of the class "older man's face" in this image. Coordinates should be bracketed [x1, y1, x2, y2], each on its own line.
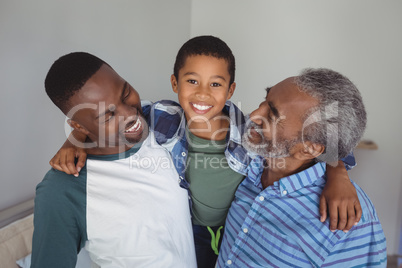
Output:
[243, 77, 319, 158]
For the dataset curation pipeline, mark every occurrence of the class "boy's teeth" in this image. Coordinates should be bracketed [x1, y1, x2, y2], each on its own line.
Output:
[192, 103, 212, 110]
[125, 117, 141, 133]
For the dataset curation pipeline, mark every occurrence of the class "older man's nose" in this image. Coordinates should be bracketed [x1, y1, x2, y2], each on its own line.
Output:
[249, 106, 266, 125]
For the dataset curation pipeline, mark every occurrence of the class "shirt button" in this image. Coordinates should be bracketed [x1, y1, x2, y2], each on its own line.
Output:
[243, 228, 248, 233]
[227, 260, 232, 265]
[181, 152, 186, 156]
[282, 190, 288, 195]
[259, 196, 264, 201]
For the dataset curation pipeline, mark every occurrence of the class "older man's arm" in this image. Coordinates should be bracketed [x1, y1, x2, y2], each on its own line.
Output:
[320, 182, 387, 267]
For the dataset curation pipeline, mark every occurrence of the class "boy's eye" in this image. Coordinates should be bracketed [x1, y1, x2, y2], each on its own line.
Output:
[211, 82, 221, 87]
[187, 79, 198, 85]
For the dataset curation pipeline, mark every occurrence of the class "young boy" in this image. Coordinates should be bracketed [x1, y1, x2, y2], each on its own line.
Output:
[51, 36, 361, 268]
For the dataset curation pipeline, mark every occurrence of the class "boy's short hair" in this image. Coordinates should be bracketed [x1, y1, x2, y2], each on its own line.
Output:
[45, 52, 109, 114]
[173, 35, 236, 85]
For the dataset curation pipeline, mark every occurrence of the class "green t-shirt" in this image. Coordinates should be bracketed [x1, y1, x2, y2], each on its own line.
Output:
[186, 130, 245, 226]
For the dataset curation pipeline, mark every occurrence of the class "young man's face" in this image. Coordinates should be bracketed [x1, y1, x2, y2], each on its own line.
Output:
[68, 64, 147, 153]
[243, 77, 319, 158]
[170, 55, 236, 125]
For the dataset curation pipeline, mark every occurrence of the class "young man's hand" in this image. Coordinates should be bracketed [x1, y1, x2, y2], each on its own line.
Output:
[319, 161, 362, 232]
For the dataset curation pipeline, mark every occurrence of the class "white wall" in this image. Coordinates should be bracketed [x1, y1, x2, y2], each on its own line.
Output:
[0, 0, 191, 210]
[190, 0, 402, 254]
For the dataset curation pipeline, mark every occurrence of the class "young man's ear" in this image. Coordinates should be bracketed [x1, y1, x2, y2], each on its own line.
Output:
[294, 141, 325, 161]
[170, 74, 178, 93]
[68, 119, 90, 136]
[227, 82, 236, 100]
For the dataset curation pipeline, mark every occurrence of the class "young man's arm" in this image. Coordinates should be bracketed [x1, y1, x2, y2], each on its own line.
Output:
[31, 170, 86, 267]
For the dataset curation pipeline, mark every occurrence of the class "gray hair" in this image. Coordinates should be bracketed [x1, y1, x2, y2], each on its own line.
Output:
[294, 68, 367, 163]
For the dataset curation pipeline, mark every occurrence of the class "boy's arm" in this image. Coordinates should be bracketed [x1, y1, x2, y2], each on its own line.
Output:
[320, 160, 362, 232]
[49, 129, 87, 177]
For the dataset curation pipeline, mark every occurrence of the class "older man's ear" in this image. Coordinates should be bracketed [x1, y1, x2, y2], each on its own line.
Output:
[293, 142, 325, 161]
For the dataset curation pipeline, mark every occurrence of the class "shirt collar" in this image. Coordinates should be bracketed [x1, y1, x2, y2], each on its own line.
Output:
[246, 157, 326, 196]
[224, 100, 243, 144]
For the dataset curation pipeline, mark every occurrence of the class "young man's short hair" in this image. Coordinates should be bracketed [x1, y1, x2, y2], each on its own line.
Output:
[45, 52, 109, 113]
[173, 35, 236, 85]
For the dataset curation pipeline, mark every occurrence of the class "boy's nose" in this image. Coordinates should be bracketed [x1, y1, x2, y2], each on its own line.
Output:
[195, 87, 210, 100]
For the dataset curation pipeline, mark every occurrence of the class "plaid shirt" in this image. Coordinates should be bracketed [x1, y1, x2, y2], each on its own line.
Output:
[142, 99, 251, 191]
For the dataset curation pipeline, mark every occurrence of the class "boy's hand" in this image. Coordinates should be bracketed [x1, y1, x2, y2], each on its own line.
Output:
[50, 145, 87, 177]
[320, 161, 362, 232]
[49, 130, 88, 177]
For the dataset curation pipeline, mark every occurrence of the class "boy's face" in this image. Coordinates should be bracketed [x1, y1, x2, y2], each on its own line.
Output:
[68, 64, 147, 153]
[171, 55, 235, 125]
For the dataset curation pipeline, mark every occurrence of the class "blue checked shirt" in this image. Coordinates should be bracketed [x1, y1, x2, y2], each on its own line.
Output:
[142, 99, 252, 190]
[217, 157, 387, 268]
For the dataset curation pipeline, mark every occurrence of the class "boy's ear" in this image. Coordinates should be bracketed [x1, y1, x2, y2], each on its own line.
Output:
[171, 74, 178, 93]
[293, 141, 325, 161]
[227, 82, 236, 100]
[68, 119, 90, 136]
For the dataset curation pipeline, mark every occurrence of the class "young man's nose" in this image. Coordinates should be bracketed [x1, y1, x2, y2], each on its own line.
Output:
[119, 106, 139, 121]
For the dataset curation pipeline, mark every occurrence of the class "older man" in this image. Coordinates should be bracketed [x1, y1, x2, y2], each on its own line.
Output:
[217, 68, 387, 267]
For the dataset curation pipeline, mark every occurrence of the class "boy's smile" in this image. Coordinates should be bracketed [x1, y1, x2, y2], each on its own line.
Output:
[171, 55, 236, 138]
[190, 102, 213, 114]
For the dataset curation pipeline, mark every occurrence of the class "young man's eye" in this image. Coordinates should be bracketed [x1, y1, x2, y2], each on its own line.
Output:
[104, 112, 115, 123]
[187, 79, 198, 85]
[122, 90, 131, 102]
[211, 82, 221, 87]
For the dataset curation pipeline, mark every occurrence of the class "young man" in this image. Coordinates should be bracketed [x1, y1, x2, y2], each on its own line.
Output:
[217, 68, 387, 267]
[31, 52, 196, 267]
